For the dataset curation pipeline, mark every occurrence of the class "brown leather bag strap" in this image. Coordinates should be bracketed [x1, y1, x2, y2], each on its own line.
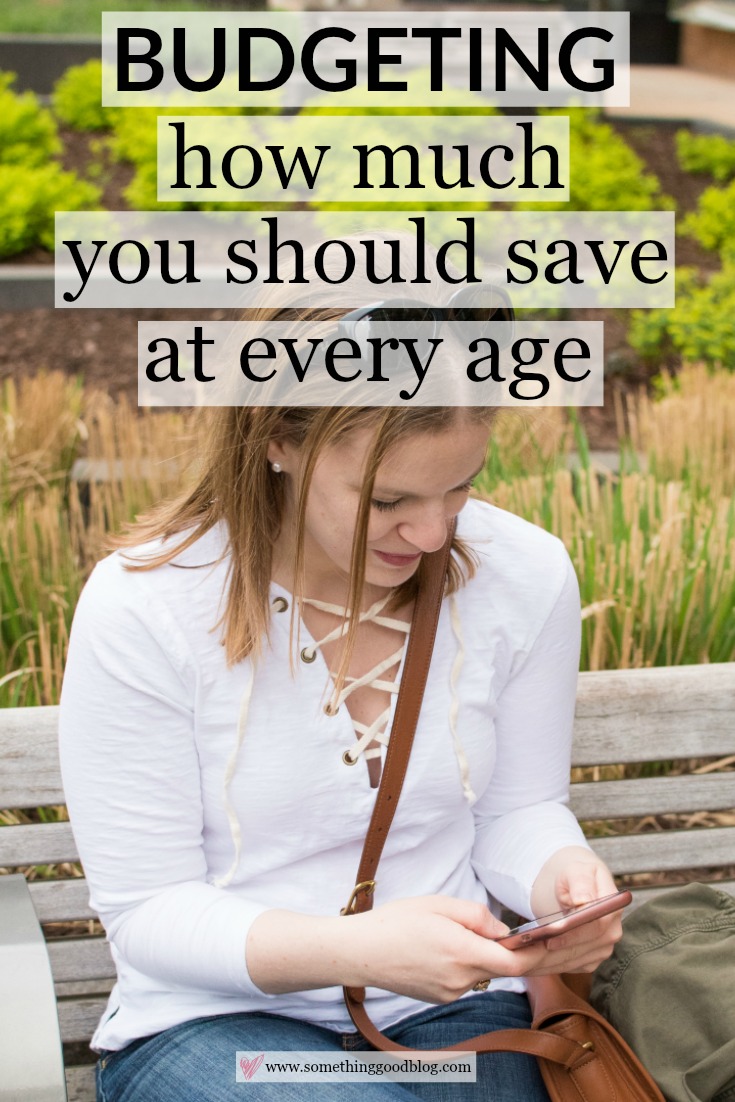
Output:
[344, 993, 591, 1068]
[340, 520, 596, 1071]
[339, 518, 457, 922]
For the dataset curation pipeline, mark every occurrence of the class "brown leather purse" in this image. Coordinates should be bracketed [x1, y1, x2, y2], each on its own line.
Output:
[340, 524, 665, 1102]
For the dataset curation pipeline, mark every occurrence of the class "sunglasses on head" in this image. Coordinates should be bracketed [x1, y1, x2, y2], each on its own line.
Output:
[338, 285, 515, 349]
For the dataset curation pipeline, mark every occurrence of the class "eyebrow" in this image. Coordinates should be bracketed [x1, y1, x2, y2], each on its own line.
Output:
[372, 460, 487, 499]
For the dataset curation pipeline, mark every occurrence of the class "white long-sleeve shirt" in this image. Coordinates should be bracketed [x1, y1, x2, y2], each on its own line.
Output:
[58, 497, 590, 1052]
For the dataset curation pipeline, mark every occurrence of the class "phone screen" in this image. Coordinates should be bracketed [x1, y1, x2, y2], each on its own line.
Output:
[513, 896, 616, 933]
[494, 890, 632, 948]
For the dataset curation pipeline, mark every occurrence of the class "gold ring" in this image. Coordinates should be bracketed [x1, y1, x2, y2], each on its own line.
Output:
[472, 979, 491, 992]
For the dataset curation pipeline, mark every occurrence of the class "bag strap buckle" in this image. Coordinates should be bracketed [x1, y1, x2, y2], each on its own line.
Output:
[340, 880, 376, 916]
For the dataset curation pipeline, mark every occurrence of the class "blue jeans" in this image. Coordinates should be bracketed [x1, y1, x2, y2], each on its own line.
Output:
[95, 992, 551, 1102]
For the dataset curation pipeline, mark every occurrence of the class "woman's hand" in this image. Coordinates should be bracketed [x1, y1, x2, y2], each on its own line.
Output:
[247, 894, 596, 1005]
[246, 851, 624, 1002]
[344, 894, 553, 1004]
[527, 846, 624, 975]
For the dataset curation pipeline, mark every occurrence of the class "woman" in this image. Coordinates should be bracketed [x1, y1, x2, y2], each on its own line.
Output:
[59, 264, 621, 1102]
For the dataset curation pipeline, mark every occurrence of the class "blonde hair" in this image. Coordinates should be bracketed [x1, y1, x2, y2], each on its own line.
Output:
[110, 237, 493, 693]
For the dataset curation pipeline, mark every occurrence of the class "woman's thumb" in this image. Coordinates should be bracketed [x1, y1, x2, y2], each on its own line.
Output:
[454, 899, 510, 939]
[558, 867, 598, 908]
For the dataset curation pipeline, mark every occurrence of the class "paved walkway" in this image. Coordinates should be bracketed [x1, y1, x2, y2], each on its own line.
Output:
[607, 65, 735, 133]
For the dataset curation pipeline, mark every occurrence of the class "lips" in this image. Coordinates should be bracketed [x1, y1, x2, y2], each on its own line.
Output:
[374, 550, 422, 567]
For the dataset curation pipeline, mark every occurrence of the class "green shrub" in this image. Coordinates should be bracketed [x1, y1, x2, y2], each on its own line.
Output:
[104, 100, 670, 218]
[680, 178, 735, 262]
[121, 153, 186, 212]
[52, 60, 116, 132]
[629, 264, 735, 369]
[108, 79, 493, 212]
[107, 107, 172, 210]
[0, 69, 102, 257]
[108, 103, 261, 210]
[296, 85, 499, 236]
[516, 108, 672, 212]
[300, 75, 500, 118]
[676, 130, 735, 183]
[0, 163, 101, 257]
[0, 72, 60, 167]
[107, 105, 159, 167]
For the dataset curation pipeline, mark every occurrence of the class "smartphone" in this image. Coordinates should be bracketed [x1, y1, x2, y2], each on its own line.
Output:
[494, 890, 632, 950]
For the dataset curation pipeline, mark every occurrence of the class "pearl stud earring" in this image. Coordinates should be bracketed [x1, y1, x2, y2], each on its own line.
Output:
[271, 462, 282, 473]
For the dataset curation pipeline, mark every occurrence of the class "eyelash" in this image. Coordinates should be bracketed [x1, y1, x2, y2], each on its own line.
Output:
[371, 480, 475, 512]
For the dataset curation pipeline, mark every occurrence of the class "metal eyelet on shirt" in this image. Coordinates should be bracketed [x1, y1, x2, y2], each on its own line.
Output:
[272, 596, 288, 613]
[324, 702, 338, 716]
[342, 750, 357, 766]
[300, 646, 317, 663]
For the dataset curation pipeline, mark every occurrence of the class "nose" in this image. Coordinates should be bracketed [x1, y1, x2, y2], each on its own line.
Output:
[398, 506, 450, 554]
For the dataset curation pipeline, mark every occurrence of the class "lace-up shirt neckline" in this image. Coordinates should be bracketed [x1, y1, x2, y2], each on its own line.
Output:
[273, 583, 412, 789]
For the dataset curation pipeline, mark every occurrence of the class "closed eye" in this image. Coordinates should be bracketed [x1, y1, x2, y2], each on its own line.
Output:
[371, 480, 475, 512]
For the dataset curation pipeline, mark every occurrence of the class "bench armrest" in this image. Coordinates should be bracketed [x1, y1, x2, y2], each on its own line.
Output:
[0, 874, 68, 1101]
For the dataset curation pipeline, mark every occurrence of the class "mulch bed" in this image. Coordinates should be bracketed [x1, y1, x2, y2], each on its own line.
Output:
[0, 119, 722, 449]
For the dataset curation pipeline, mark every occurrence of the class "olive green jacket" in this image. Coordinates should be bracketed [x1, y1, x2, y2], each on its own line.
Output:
[590, 883, 735, 1102]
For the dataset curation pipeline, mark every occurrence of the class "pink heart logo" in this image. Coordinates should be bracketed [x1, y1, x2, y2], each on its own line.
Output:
[239, 1053, 264, 1081]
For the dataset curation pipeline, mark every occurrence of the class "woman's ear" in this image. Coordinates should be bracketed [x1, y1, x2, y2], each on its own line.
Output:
[266, 437, 297, 475]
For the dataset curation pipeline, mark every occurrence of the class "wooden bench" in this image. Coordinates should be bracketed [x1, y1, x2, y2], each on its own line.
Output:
[1, 662, 734, 1102]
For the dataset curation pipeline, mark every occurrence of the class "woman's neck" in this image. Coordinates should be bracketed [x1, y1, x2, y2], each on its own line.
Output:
[271, 560, 396, 613]
[270, 527, 395, 612]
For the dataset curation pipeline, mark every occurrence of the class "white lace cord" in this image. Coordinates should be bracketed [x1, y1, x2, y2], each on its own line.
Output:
[212, 660, 256, 889]
[300, 593, 410, 764]
[215, 591, 472, 885]
[299, 594, 411, 655]
[449, 592, 476, 804]
[336, 651, 404, 762]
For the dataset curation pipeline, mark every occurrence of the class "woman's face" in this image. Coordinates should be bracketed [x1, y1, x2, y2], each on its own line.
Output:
[269, 416, 491, 597]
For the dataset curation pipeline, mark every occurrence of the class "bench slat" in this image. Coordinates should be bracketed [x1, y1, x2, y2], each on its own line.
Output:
[590, 826, 735, 874]
[47, 938, 116, 983]
[57, 997, 109, 1045]
[570, 773, 735, 820]
[29, 878, 96, 922]
[572, 664, 735, 766]
[2, 664, 734, 800]
[0, 706, 64, 806]
[65, 1064, 96, 1102]
[56, 978, 115, 999]
[2, 668, 734, 799]
[0, 821, 79, 866]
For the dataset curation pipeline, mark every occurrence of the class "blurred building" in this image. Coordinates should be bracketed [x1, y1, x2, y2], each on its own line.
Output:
[670, 1, 735, 77]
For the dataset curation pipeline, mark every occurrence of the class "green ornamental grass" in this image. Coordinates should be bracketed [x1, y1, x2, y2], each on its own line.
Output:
[3, 368, 735, 707]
